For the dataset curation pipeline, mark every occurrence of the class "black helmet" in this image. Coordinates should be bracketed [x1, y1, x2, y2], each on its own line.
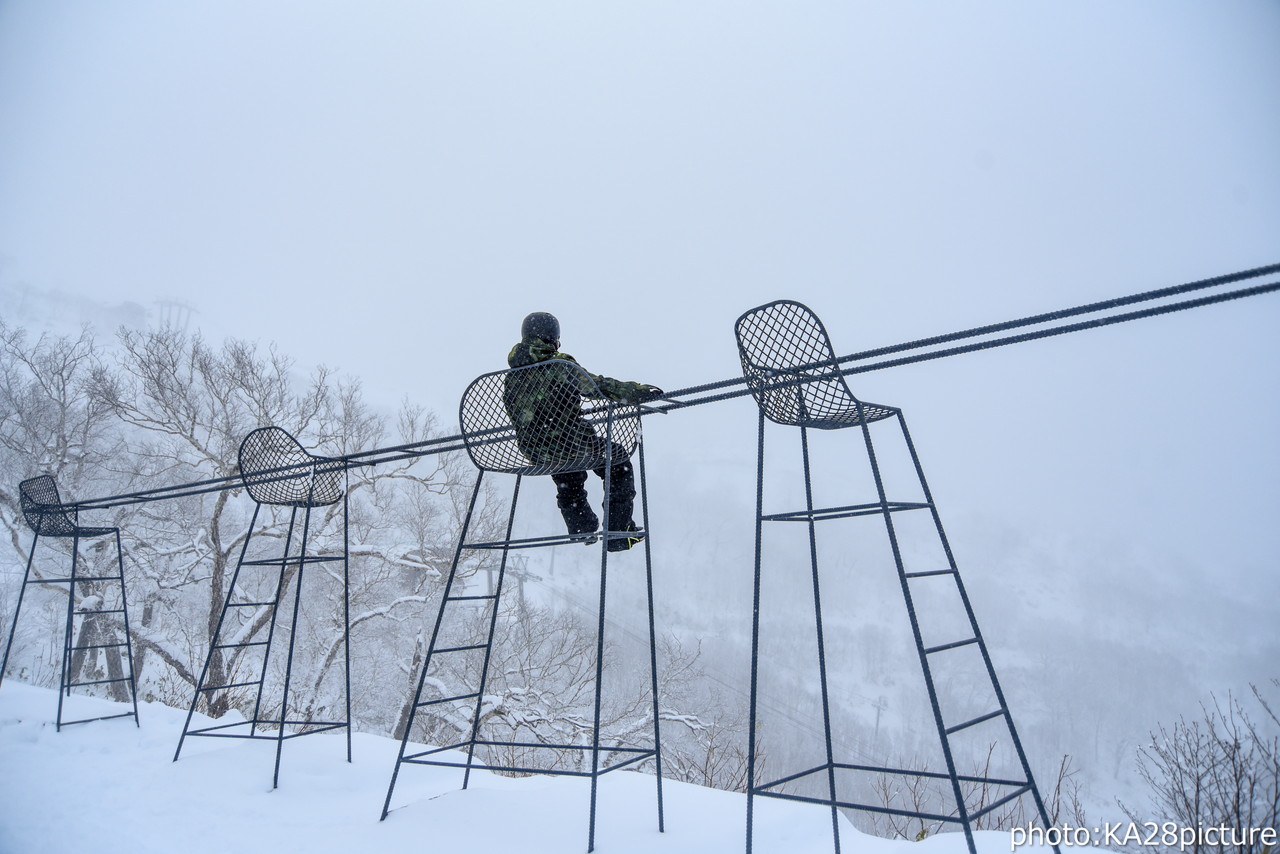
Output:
[521, 312, 560, 345]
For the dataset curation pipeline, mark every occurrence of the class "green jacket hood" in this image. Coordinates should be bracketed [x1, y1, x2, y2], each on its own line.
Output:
[505, 337, 646, 404]
[508, 336, 573, 368]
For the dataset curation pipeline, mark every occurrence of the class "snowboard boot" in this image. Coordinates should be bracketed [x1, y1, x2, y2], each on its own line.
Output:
[606, 521, 645, 553]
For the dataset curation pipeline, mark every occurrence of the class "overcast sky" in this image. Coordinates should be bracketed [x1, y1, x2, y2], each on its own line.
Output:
[1, 0, 1278, 708]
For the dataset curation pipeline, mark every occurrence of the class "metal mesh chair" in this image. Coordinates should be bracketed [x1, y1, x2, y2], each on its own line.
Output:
[1, 475, 140, 729]
[175, 426, 351, 788]
[460, 359, 641, 476]
[735, 299, 896, 429]
[384, 361, 663, 853]
[735, 301, 1054, 854]
[19, 475, 114, 538]
[239, 426, 343, 507]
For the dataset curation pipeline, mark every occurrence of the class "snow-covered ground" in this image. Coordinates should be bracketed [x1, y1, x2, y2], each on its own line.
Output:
[0, 682, 1038, 854]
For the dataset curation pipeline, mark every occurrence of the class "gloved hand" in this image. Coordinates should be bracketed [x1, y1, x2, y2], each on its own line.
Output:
[633, 385, 665, 403]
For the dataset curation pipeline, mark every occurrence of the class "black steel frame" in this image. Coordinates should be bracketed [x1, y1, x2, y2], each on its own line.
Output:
[737, 301, 1056, 854]
[173, 427, 352, 788]
[1, 475, 140, 730]
[381, 362, 664, 854]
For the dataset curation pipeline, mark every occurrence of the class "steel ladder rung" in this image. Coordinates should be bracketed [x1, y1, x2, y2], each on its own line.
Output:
[70, 642, 128, 651]
[903, 568, 956, 579]
[924, 637, 979, 655]
[432, 643, 488, 655]
[29, 575, 123, 584]
[945, 708, 1007, 735]
[416, 692, 481, 708]
[213, 641, 269, 650]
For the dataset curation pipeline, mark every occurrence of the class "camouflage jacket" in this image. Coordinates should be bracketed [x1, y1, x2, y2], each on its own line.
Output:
[506, 337, 648, 402]
[503, 336, 648, 466]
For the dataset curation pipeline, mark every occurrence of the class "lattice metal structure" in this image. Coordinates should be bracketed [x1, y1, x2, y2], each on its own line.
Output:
[239, 427, 344, 506]
[738, 301, 898, 430]
[382, 360, 663, 853]
[1, 476, 140, 729]
[736, 300, 1056, 854]
[463, 358, 643, 476]
[174, 426, 351, 788]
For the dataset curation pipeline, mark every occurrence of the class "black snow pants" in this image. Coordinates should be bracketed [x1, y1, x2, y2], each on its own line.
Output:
[551, 444, 635, 535]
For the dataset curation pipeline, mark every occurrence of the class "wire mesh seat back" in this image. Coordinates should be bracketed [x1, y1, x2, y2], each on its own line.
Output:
[460, 359, 641, 476]
[734, 299, 896, 430]
[238, 427, 343, 508]
[18, 475, 93, 537]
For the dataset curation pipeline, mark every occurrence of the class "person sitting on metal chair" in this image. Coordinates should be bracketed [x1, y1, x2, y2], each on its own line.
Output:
[506, 311, 663, 551]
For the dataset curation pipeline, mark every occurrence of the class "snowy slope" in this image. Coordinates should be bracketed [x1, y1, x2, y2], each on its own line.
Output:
[0, 682, 1041, 854]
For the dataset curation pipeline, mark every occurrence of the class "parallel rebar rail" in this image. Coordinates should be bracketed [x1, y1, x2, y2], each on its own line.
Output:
[60, 262, 1279, 511]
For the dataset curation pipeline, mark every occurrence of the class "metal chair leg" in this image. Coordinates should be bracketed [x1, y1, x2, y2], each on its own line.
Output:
[0, 535, 40, 691]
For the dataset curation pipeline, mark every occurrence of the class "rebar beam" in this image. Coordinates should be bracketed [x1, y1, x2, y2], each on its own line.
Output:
[64, 264, 1277, 512]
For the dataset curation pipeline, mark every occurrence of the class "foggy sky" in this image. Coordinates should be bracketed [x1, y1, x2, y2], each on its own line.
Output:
[1, 0, 1277, 743]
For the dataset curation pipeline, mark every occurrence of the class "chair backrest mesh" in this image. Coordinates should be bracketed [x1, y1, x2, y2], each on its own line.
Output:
[460, 360, 640, 475]
[18, 475, 78, 536]
[734, 299, 861, 427]
[238, 427, 342, 507]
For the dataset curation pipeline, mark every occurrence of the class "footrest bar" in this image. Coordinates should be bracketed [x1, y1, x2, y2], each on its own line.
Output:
[186, 720, 347, 739]
[75, 609, 126, 616]
[402, 750, 655, 778]
[31, 575, 124, 584]
[70, 642, 128, 651]
[471, 739, 652, 754]
[240, 555, 344, 566]
[750, 788, 958, 823]
[198, 680, 261, 692]
[763, 501, 931, 522]
[433, 644, 487, 655]
[59, 711, 136, 727]
[904, 569, 956, 579]
[968, 785, 1033, 821]
[66, 676, 132, 688]
[213, 641, 269, 650]
[404, 741, 472, 761]
[185, 720, 258, 736]
[598, 751, 655, 774]
[280, 722, 347, 739]
[831, 762, 1028, 788]
[185, 730, 276, 741]
[399, 758, 579, 777]
[755, 763, 830, 792]
[464, 530, 643, 551]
